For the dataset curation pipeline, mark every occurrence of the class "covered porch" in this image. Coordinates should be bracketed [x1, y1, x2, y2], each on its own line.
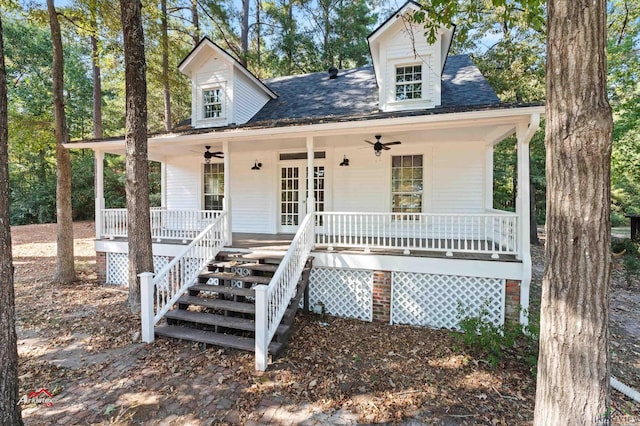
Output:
[97, 208, 519, 259]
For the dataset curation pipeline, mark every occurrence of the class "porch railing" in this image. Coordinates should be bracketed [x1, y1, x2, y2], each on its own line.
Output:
[100, 209, 223, 241]
[314, 211, 518, 257]
[139, 212, 227, 342]
[254, 212, 315, 371]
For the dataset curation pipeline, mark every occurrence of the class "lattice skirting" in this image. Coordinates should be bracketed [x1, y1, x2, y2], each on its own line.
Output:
[391, 272, 505, 329]
[308, 268, 373, 321]
[105, 253, 171, 285]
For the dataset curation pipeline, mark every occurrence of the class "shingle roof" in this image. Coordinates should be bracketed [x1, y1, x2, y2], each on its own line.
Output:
[249, 54, 500, 124]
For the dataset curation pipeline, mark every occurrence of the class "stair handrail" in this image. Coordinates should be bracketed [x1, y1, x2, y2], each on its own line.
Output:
[254, 212, 315, 371]
[140, 211, 227, 343]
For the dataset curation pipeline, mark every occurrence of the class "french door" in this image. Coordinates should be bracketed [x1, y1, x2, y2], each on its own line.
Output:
[279, 162, 324, 233]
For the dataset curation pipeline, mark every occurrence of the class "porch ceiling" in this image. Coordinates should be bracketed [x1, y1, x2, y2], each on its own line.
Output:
[68, 106, 542, 159]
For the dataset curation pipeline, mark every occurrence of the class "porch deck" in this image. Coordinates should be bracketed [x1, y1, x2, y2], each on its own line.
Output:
[229, 233, 520, 262]
[98, 232, 519, 262]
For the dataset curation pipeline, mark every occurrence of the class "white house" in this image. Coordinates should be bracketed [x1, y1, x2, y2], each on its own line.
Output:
[68, 1, 544, 370]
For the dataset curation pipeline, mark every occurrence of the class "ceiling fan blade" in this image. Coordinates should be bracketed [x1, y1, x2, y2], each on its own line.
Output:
[364, 139, 376, 146]
[382, 141, 402, 146]
[212, 152, 224, 159]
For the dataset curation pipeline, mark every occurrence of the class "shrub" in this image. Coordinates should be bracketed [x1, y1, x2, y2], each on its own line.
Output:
[454, 304, 539, 371]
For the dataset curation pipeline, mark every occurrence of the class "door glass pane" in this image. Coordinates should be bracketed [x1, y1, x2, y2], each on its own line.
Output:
[281, 166, 299, 226]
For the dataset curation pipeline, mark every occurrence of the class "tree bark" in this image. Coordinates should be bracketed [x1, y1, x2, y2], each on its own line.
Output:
[47, 0, 76, 285]
[533, 1, 613, 424]
[90, 5, 103, 140]
[191, 0, 200, 45]
[161, 0, 172, 131]
[120, 0, 154, 314]
[240, 0, 249, 66]
[0, 11, 24, 426]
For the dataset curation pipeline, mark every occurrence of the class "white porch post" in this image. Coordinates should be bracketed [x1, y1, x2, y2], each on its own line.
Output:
[223, 140, 232, 245]
[254, 285, 268, 371]
[485, 145, 494, 210]
[94, 150, 105, 239]
[306, 136, 315, 214]
[139, 272, 155, 343]
[516, 113, 540, 326]
[160, 160, 167, 208]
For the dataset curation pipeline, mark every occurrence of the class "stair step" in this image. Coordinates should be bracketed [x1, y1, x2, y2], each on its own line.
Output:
[166, 309, 254, 331]
[165, 309, 291, 335]
[217, 251, 284, 263]
[190, 283, 256, 298]
[208, 261, 279, 273]
[155, 325, 283, 354]
[199, 272, 271, 285]
[178, 295, 255, 314]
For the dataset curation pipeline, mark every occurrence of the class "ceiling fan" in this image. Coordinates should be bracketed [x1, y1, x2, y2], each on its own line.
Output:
[364, 135, 401, 156]
[203, 145, 223, 163]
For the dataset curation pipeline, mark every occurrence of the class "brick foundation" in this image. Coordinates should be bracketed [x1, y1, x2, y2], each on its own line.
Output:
[96, 251, 107, 284]
[372, 271, 392, 322]
[505, 279, 521, 323]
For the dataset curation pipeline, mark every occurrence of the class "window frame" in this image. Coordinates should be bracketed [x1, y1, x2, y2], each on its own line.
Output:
[202, 87, 223, 120]
[394, 64, 423, 101]
[203, 162, 224, 211]
[391, 154, 424, 218]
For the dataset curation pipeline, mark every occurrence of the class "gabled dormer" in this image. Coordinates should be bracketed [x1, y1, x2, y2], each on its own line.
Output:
[178, 38, 278, 128]
[367, 1, 454, 112]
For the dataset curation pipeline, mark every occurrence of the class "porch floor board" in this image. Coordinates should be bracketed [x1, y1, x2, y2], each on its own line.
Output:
[228, 233, 519, 262]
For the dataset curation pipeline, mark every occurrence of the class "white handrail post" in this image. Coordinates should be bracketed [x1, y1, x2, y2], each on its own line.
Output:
[94, 150, 105, 239]
[139, 272, 155, 343]
[255, 285, 269, 371]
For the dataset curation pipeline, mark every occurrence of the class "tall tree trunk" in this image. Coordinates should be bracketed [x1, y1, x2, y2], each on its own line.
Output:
[191, 0, 200, 45]
[90, 6, 103, 139]
[161, 0, 172, 131]
[47, 0, 76, 285]
[533, 0, 613, 424]
[120, 0, 154, 314]
[255, 0, 261, 75]
[0, 12, 24, 426]
[240, 0, 250, 66]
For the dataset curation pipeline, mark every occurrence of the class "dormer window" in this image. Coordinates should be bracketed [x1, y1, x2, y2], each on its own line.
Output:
[203, 88, 223, 119]
[395, 65, 422, 101]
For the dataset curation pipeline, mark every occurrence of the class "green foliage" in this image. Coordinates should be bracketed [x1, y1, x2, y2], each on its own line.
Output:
[612, 238, 640, 286]
[454, 304, 539, 371]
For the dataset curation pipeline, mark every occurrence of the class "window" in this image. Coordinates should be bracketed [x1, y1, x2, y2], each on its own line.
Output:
[203, 88, 222, 119]
[204, 163, 224, 210]
[392, 155, 423, 214]
[395, 65, 422, 101]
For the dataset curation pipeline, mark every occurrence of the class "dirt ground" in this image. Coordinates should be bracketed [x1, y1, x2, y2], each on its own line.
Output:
[10, 222, 640, 425]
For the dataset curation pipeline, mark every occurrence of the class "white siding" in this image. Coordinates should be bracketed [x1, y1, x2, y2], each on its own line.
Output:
[162, 141, 486, 233]
[165, 155, 204, 210]
[377, 20, 442, 112]
[331, 146, 388, 212]
[192, 59, 232, 128]
[430, 143, 485, 213]
[229, 150, 277, 233]
[234, 72, 270, 124]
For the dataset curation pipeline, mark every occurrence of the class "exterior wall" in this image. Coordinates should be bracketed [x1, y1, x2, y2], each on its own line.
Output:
[96, 251, 106, 284]
[234, 72, 270, 124]
[165, 155, 204, 210]
[430, 143, 486, 213]
[192, 55, 233, 128]
[376, 20, 442, 112]
[161, 140, 488, 234]
[372, 271, 392, 322]
[229, 149, 278, 233]
[505, 279, 521, 323]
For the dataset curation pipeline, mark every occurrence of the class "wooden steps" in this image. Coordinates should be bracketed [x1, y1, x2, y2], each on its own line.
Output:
[155, 250, 313, 358]
[154, 325, 283, 354]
